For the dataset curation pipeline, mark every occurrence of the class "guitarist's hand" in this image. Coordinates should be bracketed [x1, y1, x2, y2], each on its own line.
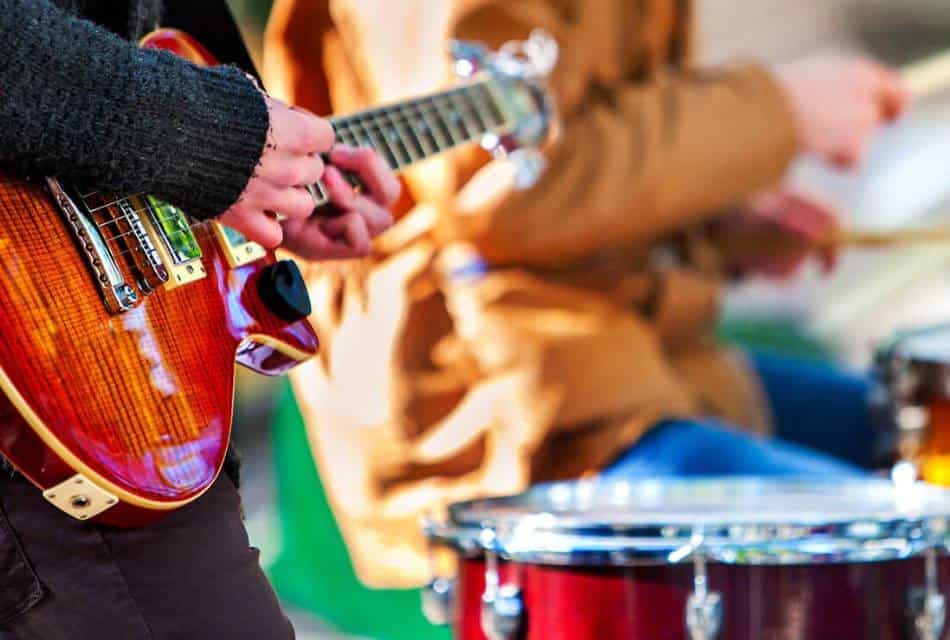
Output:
[219, 97, 397, 259]
[280, 145, 399, 260]
[218, 96, 334, 249]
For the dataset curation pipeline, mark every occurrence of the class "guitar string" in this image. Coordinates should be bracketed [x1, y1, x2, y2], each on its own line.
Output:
[81, 93, 505, 215]
[89, 124, 493, 245]
[82, 88, 508, 249]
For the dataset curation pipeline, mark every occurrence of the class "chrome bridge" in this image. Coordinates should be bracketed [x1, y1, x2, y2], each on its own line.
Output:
[47, 178, 139, 313]
[115, 195, 168, 294]
[48, 179, 212, 314]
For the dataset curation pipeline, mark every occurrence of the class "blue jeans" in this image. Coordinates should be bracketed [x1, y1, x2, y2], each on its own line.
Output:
[603, 351, 871, 479]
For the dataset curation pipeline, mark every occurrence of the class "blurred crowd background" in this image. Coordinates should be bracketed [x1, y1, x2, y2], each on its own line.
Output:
[222, 1, 950, 638]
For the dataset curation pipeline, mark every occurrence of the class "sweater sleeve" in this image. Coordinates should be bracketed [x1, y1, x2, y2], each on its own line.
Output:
[0, 0, 269, 219]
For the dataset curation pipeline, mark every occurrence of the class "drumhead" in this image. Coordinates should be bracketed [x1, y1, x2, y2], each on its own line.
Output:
[880, 324, 950, 365]
[427, 477, 950, 566]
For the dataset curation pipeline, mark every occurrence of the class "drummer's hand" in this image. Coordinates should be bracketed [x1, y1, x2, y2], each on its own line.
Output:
[720, 188, 840, 279]
[774, 56, 910, 169]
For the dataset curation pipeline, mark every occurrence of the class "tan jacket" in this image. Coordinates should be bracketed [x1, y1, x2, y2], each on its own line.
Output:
[263, 0, 798, 588]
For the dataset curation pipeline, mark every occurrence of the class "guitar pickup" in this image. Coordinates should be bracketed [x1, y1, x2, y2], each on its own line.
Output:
[212, 222, 266, 268]
[137, 196, 206, 288]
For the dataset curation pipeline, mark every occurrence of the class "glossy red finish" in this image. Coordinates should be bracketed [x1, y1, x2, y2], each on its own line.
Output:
[141, 28, 218, 66]
[454, 555, 950, 640]
[0, 29, 319, 526]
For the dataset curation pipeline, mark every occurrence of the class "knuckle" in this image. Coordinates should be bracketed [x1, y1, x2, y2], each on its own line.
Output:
[858, 62, 879, 87]
[292, 189, 316, 217]
[332, 184, 355, 207]
[309, 156, 326, 181]
[385, 179, 401, 204]
[273, 164, 300, 187]
[267, 232, 284, 249]
[310, 119, 336, 151]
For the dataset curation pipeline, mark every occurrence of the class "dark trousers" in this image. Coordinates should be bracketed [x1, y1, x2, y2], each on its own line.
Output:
[0, 473, 294, 639]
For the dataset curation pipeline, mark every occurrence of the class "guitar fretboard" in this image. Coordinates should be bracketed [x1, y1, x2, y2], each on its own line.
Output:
[328, 79, 509, 171]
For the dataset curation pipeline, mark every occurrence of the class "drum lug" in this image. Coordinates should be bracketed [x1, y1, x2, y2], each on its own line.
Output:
[908, 590, 946, 640]
[479, 528, 524, 640]
[481, 584, 524, 640]
[686, 591, 723, 640]
[683, 533, 723, 640]
[908, 547, 946, 640]
[421, 576, 457, 626]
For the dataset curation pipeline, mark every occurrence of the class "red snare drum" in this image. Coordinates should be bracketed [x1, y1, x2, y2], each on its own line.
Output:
[423, 478, 950, 640]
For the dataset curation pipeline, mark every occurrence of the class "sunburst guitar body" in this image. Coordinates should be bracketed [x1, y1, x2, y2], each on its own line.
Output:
[0, 30, 320, 526]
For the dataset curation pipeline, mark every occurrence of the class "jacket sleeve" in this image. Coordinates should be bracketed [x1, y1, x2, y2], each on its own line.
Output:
[0, 0, 269, 219]
[441, 0, 798, 266]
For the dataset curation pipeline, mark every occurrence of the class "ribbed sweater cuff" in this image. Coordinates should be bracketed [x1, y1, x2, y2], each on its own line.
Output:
[157, 64, 269, 219]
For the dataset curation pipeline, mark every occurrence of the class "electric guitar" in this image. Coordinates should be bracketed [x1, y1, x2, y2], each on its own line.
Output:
[0, 29, 553, 526]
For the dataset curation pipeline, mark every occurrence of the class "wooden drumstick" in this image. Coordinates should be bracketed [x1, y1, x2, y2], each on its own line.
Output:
[902, 48, 950, 98]
[715, 226, 950, 256]
[821, 227, 950, 249]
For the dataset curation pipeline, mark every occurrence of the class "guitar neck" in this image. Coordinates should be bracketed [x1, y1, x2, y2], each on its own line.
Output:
[328, 78, 510, 172]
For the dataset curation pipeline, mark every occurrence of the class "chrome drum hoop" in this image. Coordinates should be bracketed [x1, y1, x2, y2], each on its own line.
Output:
[440, 477, 950, 567]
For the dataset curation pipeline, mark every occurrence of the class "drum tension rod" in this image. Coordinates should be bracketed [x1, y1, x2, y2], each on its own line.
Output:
[683, 532, 723, 640]
[479, 527, 524, 640]
[421, 515, 457, 627]
[908, 546, 946, 640]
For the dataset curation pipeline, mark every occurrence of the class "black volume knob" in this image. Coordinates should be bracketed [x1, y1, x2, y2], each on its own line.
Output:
[257, 260, 312, 323]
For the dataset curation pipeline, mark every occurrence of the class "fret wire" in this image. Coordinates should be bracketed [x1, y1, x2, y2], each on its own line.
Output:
[381, 107, 420, 164]
[455, 87, 490, 134]
[353, 116, 400, 169]
[430, 97, 461, 149]
[462, 87, 495, 130]
[373, 110, 413, 167]
[339, 114, 394, 165]
[357, 111, 404, 166]
[438, 91, 470, 139]
[331, 83, 497, 138]
[331, 83, 498, 133]
[346, 114, 478, 159]
[347, 120, 372, 146]
[357, 117, 402, 169]
[351, 102, 487, 152]
[484, 84, 508, 127]
[449, 91, 482, 140]
[418, 96, 458, 153]
[336, 104, 491, 141]
[448, 90, 480, 139]
[471, 84, 506, 128]
[414, 97, 450, 152]
[334, 120, 361, 146]
[432, 96, 465, 146]
[335, 84, 493, 126]
[334, 124, 358, 147]
[399, 102, 432, 160]
[400, 102, 436, 157]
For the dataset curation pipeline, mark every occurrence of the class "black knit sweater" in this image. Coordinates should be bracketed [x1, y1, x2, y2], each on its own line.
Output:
[0, 0, 269, 219]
